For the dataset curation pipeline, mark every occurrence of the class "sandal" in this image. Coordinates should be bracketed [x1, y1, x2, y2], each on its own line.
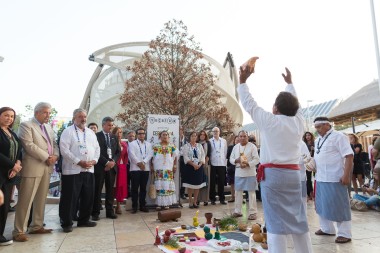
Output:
[232, 213, 243, 218]
[248, 213, 257, 220]
[315, 229, 335, 236]
[335, 236, 351, 243]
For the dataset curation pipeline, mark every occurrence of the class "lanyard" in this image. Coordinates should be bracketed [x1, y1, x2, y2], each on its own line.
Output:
[137, 140, 147, 159]
[316, 132, 332, 154]
[212, 139, 221, 151]
[74, 125, 85, 145]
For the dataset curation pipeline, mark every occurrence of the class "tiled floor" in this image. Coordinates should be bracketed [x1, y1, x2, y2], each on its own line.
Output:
[1, 199, 380, 253]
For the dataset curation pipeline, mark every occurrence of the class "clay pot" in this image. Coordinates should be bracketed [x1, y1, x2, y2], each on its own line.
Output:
[205, 212, 213, 224]
[199, 224, 205, 228]
[238, 223, 248, 232]
[250, 224, 261, 234]
[163, 235, 170, 243]
[181, 225, 187, 230]
[178, 247, 186, 253]
[253, 233, 264, 243]
[213, 218, 221, 227]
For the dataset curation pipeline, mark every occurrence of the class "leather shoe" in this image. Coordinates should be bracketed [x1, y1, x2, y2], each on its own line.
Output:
[91, 215, 100, 221]
[210, 201, 216, 205]
[140, 207, 149, 213]
[131, 209, 138, 214]
[106, 213, 118, 219]
[220, 201, 227, 205]
[13, 234, 28, 242]
[77, 221, 97, 227]
[62, 226, 73, 233]
[29, 227, 53, 234]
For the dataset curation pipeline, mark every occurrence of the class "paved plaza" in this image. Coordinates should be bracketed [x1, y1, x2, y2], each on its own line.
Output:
[1, 199, 379, 253]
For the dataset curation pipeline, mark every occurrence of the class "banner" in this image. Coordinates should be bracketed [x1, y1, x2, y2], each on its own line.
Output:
[146, 114, 180, 204]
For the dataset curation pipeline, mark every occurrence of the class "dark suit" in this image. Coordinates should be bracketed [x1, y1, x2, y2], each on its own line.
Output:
[92, 132, 120, 216]
[0, 128, 22, 237]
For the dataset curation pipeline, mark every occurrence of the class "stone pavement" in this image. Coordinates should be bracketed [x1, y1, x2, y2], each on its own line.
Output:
[1, 199, 380, 253]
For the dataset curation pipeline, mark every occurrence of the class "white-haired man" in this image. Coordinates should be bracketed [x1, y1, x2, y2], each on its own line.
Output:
[13, 102, 59, 242]
[313, 116, 353, 244]
[209, 127, 228, 205]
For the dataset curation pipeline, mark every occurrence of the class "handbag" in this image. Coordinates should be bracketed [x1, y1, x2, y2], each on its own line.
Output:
[148, 172, 157, 199]
[350, 199, 368, 211]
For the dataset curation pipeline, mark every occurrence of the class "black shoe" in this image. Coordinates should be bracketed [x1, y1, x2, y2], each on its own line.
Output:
[100, 206, 104, 210]
[62, 226, 73, 233]
[131, 209, 138, 214]
[77, 221, 97, 227]
[139, 207, 149, 213]
[193, 204, 199, 208]
[180, 194, 186, 200]
[196, 201, 200, 206]
[211, 201, 216, 205]
[189, 205, 194, 209]
[220, 201, 227, 205]
[91, 215, 100, 221]
[0, 235, 13, 246]
[106, 213, 118, 219]
[204, 202, 208, 206]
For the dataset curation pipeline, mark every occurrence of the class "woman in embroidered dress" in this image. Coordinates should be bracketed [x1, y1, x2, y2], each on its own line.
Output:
[112, 127, 128, 214]
[183, 131, 206, 208]
[151, 130, 178, 210]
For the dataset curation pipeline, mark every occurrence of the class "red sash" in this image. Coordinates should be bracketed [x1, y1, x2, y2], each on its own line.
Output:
[257, 163, 300, 182]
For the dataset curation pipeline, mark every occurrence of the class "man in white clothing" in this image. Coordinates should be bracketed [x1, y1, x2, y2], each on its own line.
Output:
[230, 130, 260, 220]
[59, 108, 100, 233]
[128, 128, 153, 213]
[209, 127, 228, 205]
[313, 117, 353, 244]
[238, 64, 312, 253]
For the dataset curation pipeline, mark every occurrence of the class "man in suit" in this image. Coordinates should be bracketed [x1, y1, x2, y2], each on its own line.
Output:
[13, 102, 59, 242]
[92, 117, 120, 220]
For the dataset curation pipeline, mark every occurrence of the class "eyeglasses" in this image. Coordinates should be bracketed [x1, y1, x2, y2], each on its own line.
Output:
[137, 132, 146, 135]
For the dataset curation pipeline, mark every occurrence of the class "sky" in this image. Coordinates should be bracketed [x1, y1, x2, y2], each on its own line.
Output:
[0, 0, 379, 125]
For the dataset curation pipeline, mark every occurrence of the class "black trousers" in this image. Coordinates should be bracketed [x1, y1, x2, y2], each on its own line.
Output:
[130, 171, 149, 210]
[59, 172, 94, 227]
[0, 182, 12, 236]
[306, 171, 313, 197]
[209, 166, 226, 202]
[179, 156, 186, 196]
[93, 168, 116, 216]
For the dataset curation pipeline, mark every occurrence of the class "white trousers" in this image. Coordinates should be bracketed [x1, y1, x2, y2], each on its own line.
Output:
[268, 232, 313, 253]
[318, 215, 352, 238]
[234, 190, 257, 214]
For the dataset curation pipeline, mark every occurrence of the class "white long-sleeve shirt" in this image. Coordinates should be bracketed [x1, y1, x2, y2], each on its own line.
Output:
[59, 125, 100, 175]
[128, 139, 153, 172]
[237, 83, 305, 165]
[299, 141, 310, 181]
[209, 137, 227, 166]
[230, 142, 260, 177]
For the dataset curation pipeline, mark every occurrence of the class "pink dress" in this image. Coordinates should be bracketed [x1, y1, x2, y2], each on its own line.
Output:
[115, 141, 128, 202]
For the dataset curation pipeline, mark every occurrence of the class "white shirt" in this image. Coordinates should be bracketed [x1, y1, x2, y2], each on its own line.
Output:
[230, 142, 260, 177]
[128, 139, 153, 172]
[59, 125, 100, 175]
[237, 83, 305, 165]
[209, 137, 227, 166]
[299, 141, 310, 181]
[314, 129, 354, 182]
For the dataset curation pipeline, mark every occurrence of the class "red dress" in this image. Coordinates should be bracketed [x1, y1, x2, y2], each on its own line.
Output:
[115, 141, 128, 202]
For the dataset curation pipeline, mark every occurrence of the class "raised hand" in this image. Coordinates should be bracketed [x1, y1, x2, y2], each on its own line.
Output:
[281, 67, 292, 84]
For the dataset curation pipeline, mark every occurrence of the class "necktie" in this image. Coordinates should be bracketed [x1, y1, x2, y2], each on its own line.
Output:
[40, 124, 52, 155]
[106, 133, 111, 148]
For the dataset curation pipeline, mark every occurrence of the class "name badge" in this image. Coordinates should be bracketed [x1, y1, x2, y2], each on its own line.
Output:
[107, 147, 112, 159]
[79, 144, 88, 155]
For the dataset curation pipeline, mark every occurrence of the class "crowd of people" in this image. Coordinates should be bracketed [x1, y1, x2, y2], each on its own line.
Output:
[0, 64, 379, 253]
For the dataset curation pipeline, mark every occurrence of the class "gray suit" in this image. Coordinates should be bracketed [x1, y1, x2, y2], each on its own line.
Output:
[13, 118, 59, 235]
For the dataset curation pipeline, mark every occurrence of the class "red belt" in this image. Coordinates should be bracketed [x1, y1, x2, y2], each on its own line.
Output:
[257, 163, 300, 182]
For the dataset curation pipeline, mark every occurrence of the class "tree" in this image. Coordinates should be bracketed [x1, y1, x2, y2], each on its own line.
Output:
[117, 19, 238, 133]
